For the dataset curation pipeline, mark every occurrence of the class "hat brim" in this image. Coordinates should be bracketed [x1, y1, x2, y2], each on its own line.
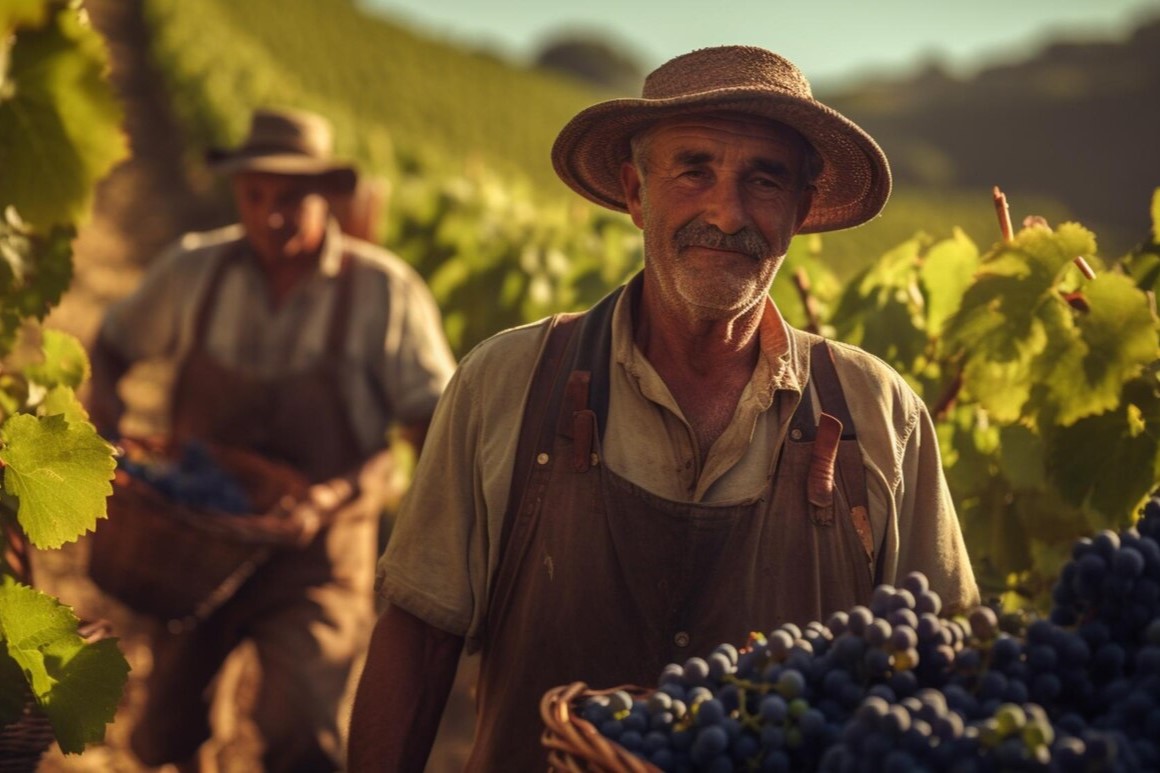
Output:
[551, 88, 891, 233]
[205, 150, 358, 194]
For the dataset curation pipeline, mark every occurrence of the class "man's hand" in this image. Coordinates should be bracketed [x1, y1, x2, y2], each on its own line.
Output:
[277, 477, 357, 548]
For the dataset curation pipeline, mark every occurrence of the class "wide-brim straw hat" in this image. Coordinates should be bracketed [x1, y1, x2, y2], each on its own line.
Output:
[206, 107, 357, 193]
[552, 46, 891, 233]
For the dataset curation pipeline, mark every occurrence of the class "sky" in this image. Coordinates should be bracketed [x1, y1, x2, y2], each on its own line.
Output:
[359, 0, 1160, 90]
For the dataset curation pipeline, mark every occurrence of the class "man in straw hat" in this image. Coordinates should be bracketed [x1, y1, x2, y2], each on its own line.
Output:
[87, 106, 456, 771]
[349, 46, 978, 771]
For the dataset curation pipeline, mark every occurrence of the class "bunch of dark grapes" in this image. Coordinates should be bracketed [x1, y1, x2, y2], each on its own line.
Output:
[118, 440, 251, 514]
[578, 535, 1160, 773]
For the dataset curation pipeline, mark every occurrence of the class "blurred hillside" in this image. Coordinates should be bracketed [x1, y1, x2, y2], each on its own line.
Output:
[132, 0, 1156, 260]
[825, 14, 1160, 257]
[61, 0, 1160, 316]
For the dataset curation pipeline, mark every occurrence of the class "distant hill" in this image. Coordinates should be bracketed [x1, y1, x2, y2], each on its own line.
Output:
[140, 0, 1158, 263]
[822, 15, 1160, 256]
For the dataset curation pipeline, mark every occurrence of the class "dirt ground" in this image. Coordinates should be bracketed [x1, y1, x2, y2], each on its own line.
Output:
[25, 1, 478, 770]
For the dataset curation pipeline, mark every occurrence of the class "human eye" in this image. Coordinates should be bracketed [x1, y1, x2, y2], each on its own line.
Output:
[676, 166, 711, 184]
[750, 174, 785, 191]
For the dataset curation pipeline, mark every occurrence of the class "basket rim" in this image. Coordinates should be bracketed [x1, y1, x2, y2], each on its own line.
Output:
[540, 682, 661, 773]
[110, 469, 301, 547]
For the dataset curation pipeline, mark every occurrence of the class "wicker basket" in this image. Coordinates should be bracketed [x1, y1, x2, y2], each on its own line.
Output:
[88, 443, 309, 632]
[541, 682, 661, 773]
[0, 620, 112, 773]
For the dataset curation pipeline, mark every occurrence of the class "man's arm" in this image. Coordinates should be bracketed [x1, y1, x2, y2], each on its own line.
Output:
[86, 332, 132, 438]
[348, 603, 464, 772]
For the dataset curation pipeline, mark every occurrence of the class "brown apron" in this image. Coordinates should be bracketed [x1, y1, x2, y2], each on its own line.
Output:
[469, 284, 877, 771]
[169, 244, 368, 483]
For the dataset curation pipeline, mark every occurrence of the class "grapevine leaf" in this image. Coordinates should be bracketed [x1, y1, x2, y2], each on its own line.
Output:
[0, 412, 115, 548]
[997, 424, 1045, 490]
[959, 330, 1042, 423]
[919, 229, 979, 338]
[0, 579, 128, 753]
[1044, 377, 1160, 520]
[0, 2, 128, 229]
[830, 236, 929, 371]
[26, 328, 89, 389]
[0, 647, 27, 728]
[39, 384, 90, 427]
[1152, 187, 1160, 245]
[0, 0, 48, 34]
[1039, 273, 1159, 426]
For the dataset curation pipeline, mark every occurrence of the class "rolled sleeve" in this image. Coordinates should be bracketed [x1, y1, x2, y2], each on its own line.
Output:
[370, 258, 456, 425]
[376, 322, 547, 646]
[377, 363, 479, 636]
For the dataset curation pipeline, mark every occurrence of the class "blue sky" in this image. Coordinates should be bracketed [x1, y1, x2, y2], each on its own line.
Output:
[359, 0, 1160, 90]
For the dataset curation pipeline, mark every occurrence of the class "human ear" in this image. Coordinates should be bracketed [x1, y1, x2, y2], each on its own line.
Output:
[793, 186, 816, 232]
[620, 161, 645, 229]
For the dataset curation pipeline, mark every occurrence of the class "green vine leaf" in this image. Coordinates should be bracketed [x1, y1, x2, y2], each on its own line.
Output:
[0, 579, 129, 754]
[26, 328, 89, 390]
[1039, 273, 1159, 426]
[919, 228, 979, 337]
[0, 0, 128, 229]
[0, 645, 27, 728]
[0, 412, 115, 548]
[0, 0, 48, 34]
[1044, 376, 1160, 519]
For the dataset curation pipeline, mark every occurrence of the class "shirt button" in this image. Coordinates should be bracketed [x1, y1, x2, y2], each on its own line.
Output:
[674, 631, 690, 648]
[790, 428, 803, 440]
[536, 453, 550, 465]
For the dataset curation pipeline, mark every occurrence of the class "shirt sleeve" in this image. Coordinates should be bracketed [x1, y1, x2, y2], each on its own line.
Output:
[376, 359, 481, 637]
[375, 322, 548, 644]
[98, 240, 196, 362]
[893, 401, 981, 615]
[373, 259, 457, 425]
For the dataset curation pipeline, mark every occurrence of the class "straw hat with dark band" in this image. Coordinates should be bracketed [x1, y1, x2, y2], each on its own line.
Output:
[206, 108, 357, 194]
[551, 46, 892, 233]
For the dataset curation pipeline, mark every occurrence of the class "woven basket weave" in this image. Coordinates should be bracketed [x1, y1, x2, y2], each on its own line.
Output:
[88, 444, 308, 632]
[0, 620, 112, 773]
[540, 682, 661, 773]
[0, 691, 54, 773]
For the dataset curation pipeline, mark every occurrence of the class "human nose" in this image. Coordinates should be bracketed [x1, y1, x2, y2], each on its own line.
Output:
[266, 211, 285, 229]
[701, 179, 748, 234]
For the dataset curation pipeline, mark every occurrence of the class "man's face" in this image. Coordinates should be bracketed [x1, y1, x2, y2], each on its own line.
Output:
[232, 172, 330, 268]
[620, 114, 814, 322]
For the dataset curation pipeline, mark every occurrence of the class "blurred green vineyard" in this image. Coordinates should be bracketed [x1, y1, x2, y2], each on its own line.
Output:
[142, 0, 1065, 288]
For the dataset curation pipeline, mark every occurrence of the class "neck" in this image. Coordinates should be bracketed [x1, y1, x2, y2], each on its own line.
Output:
[633, 279, 764, 375]
[633, 279, 766, 459]
[257, 248, 323, 308]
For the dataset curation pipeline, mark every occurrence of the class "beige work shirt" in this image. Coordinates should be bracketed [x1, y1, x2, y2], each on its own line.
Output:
[378, 281, 979, 645]
[99, 221, 457, 455]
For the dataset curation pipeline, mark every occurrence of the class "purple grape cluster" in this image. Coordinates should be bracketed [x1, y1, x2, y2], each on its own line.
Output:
[577, 498, 1160, 771]
[118, 440, 251, 514]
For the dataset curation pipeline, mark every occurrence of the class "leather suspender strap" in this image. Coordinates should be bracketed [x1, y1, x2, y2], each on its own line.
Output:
[809, 340, 857, 440]
[496, 311, 583, 560]
[809, 340, 876, 578]
[496, 282, 626, 563]
[809, 343, 867, 504]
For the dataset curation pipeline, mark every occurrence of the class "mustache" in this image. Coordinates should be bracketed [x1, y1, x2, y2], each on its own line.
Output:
[673, 221, 770, 259]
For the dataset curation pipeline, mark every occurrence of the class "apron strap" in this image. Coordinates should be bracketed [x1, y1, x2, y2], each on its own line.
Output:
[188, 240, 247, 351]
[805, 340, 877, 579]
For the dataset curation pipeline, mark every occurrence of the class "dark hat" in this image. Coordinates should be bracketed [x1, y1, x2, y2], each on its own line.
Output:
[206, 108, 357, 193]
[551, 46, 892, 233]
